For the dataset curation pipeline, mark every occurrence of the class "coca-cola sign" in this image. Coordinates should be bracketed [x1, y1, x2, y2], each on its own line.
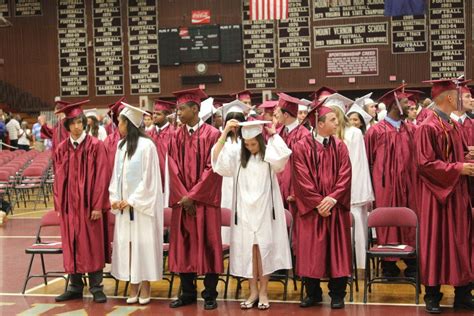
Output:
[192, 10, 211, 24]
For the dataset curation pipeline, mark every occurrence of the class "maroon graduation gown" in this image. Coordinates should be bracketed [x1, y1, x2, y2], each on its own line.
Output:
[53, 135, 111, 274]
[292, 135, 352, 279]
[458, 118, 474, 205]
[416, 107, 431, 125]
[365, 120, 418, 248]
[276, 124, 310, 249]
[40, 120, 68, 153]
[147, 124, 175, 190]
[415, 112, 472, 286]
[167, 123, 223, 274]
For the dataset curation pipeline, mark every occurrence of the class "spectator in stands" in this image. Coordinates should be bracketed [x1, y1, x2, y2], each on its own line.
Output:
[32, 115, 45, 151]
[0, 111, 6, 150]
[6, 114, 21, 150]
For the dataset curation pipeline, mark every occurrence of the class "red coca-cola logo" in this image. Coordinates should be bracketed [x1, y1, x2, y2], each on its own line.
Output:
[192, 10, 211, 24]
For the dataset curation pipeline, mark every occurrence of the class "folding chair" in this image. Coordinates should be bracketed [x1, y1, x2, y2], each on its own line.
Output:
[235, 209, 294, 300]
[22, 210, 66, 293]
[363, 207, 419, 304]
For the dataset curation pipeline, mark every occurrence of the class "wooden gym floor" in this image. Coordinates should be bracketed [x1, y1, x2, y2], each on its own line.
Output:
[0, 199, 471, 315]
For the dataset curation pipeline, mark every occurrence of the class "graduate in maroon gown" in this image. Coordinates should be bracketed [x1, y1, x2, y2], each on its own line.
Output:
[148, 99, 175, 195]
[415, 79, 474, 313]
[103, 97, 125, 178]
[450, 84, 474, 205]
[273, 93, 310, 248]
[292, 103, 352, 309]
[365, 84, 418, 278]
[40, 100, 69, 154]
[53, 100, 110, 304]
[167, 88, 223, 310]
[416, 98, 433, 124]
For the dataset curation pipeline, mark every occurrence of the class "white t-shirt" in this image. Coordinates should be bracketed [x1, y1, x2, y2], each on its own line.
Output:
[6, 119, 20, 140]
[18, 128, 31, 146]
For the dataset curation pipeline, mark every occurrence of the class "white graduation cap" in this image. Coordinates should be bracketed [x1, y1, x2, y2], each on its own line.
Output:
[84, 108, 98, 119]
[354, 92, 377, 109]
[198, 97, 216, 122]
[323, 93, 353, 114]
[299, 98, 312, 112]
[120, 102, 148, 128]
[221, 99, 252, 120]
[347, 104, 373, 127]
[238, 120, 271, 140]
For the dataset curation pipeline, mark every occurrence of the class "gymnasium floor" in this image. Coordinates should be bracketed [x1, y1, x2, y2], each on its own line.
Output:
[0, 201, 471, 315]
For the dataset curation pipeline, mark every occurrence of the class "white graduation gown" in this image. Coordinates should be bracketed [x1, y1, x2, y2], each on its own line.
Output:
[220, 138, 241, 245]
[212, 134, 293, 278]
[109, 137, 164, 283]
[344, 126, 375, 268]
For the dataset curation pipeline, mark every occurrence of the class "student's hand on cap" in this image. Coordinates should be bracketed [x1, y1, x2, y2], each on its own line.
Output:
[265, 123, 277, 136]
[224, 119, 240, 133]
[90, 210, 102, 221]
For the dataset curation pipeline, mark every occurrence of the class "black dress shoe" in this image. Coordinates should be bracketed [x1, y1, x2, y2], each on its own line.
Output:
[92, 291, 107, 303]
[330, 297, 345, 309]
[453, 296, 474, 310]
[425, 298, 441, 314]
[299, 295, 322, 308]
[169, 298, 196, 308]
[55, 291, 83, 302]
[204, 299, 218, 310]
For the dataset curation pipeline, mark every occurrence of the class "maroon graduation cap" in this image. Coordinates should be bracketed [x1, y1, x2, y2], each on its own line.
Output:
[277, 93, 300, 117]
[55, 99, 90, 119]
[173, 88, 208, 108]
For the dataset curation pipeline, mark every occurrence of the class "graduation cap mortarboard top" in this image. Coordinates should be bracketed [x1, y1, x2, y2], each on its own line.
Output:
[84, 108, 98, 119]
[302, 100, 333, 128]
[55, 100, 71, 111]
[108, 97, 126, 113]
[277, 92, 300, 117]
[258, 100, 278, 113]
[232, 90, 252, 102]
[377, 84, 410, 115]
[323, 93, 353, 114]
[423, 77, 471, 111]
[405, 90, 424, 103]
[347, 104, 373, 127]
[120, 102, 148, 128]
[55, 99, 90, 119]
[221, 99, 252, 121]
[239, 120, 272, 140]
[310, 86, 337, 102]
[199, 97, 216, 122]
[352, 93, 374, 109]
[173, 88, 208, 108]
[154, 99, 175, 113]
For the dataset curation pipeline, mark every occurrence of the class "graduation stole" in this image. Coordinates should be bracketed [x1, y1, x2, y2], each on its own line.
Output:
[433, 111, 454, 160]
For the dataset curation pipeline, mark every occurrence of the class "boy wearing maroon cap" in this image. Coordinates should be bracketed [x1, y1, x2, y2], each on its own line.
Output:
[273, 93, 310, 243]
[364, 84, 418, 278]
[53, 100, 110, 304]
[167, 88, 223, 310]
[292, 103, 352, 309]
[415, 79, 473, 313]
[149, 99, 176, 207]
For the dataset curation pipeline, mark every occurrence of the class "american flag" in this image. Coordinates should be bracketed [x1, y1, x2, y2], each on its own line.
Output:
[249, 0, 288, 21]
